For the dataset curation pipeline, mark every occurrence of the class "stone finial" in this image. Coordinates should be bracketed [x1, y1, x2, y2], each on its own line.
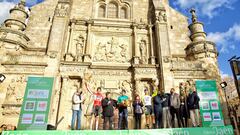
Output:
[16, 0, 26, 10]
[190, 8, 197, 23]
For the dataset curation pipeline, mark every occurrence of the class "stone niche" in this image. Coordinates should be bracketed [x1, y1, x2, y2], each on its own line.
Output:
[92, 35, 132, 63]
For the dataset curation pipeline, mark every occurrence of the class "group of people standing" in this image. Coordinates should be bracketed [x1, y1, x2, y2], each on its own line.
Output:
[71, 83, 200, 130]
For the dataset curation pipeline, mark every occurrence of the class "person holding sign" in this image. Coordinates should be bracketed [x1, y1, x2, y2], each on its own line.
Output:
[117, 89, 129, 130]
[71, 86, 85, 130]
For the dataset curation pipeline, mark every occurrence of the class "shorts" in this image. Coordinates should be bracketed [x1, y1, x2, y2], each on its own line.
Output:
[92, 105, 102, 117]
[145, 105, 153, 115]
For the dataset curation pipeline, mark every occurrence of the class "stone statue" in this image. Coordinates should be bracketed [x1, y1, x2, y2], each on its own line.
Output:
[74, 35, 84, 62]
[119, 43, 128, 62]
[139, 39, 147, 64]
[83, 70, 97, 115]
[94, 42, 106, 61]
[106, 37, 118, 62]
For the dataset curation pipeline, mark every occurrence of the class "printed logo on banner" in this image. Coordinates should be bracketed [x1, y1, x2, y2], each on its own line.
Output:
[212, 112, 221, 121]
[203, 112, 212, 121]
[37, 101, 47, 111]
[34, 114, 45, 124]
[24, 101, 35, 111]
[199, 92, 217, 100]
[210, 101, 219, 110]
[201, 102, 210, 110]
[27, 89, 49, 99]
[21, 114, 33, 124]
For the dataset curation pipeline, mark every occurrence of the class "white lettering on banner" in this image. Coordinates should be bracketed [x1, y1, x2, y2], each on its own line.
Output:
[172, 130, 190, 135]
[199, 92, 217, 100]
[27, 89, 49, 99]
[214, 127, 234, 135]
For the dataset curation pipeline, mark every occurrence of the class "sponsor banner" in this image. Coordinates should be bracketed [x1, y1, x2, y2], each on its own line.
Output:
[17, 77, 54, 130]
[196, 80, 225, 127]
[2, 126, 234, 135]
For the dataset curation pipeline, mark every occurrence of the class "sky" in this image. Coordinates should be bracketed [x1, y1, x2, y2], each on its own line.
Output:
[0, 0, 239, 78]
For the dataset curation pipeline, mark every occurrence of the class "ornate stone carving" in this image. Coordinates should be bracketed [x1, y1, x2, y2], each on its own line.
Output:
[68, 34, 85, 62]
[139, 39, 148, 64]
[92, 70, 131, 76]
[55, 3, 69, 17]
[155, 10, 167, 23]
[4, 66, 45, 74]
[93, 37, 129, 63]
[2, 105, 21, 116]
[2, 75, 26, 116]
[135, 68, 157, 75]
[121, 80, 133, 100]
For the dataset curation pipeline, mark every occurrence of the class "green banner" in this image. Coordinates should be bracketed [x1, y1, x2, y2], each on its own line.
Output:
[17, 77, 54, 130]
[196, 80, 225, 127]
[2, 126, 234, 135]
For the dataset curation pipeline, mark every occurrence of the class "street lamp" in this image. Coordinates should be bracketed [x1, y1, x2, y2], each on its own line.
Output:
[0, 74, 6, 83]
[220, 81, 228, 88]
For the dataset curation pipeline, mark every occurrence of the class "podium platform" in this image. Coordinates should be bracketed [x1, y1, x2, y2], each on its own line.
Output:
[2, 125, 234, 135]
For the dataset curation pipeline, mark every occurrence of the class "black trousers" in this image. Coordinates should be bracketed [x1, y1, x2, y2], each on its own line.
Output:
[103, 116, 113, 130]
[134, 113, 142, 129]
[170, 107, 181, 128]
[154, 110, 163, 128]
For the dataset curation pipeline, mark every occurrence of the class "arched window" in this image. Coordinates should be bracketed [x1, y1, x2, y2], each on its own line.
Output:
[108, 2, 118, 18]
[98, 5, 105, 18]
[120, 7, 127, 19]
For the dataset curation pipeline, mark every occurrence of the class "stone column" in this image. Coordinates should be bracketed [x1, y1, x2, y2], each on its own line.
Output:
[133, 23, 140, 64]
[65, 20, 76, 61]
[148, 24, 155, 64]
[56, 76, 69, 130]
[84, 21, 92, 62]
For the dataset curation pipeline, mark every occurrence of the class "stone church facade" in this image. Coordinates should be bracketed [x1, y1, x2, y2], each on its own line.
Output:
[0, 0, 226, 130]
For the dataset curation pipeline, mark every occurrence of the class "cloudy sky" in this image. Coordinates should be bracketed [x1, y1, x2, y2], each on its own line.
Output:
[0, 0, 239, 78]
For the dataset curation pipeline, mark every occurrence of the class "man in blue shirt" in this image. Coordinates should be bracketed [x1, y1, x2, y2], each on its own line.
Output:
[117, 89, 129, 129]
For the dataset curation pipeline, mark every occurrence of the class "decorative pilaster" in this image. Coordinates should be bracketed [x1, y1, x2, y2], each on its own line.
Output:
[65, 20, 76, 61]
[133, 23, 140, 64]
[83, 21, 93, 62]
[148, 23, 155, 64]
[56, 76, 69, 130]
[152, 1, 174, 92]
[47, 0, 71, 58]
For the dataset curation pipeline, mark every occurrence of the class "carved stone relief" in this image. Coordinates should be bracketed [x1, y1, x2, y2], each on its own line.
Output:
[2, 75, 27, 116]
[93, 36, 130, 63]
[55, 3, 69, 17]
